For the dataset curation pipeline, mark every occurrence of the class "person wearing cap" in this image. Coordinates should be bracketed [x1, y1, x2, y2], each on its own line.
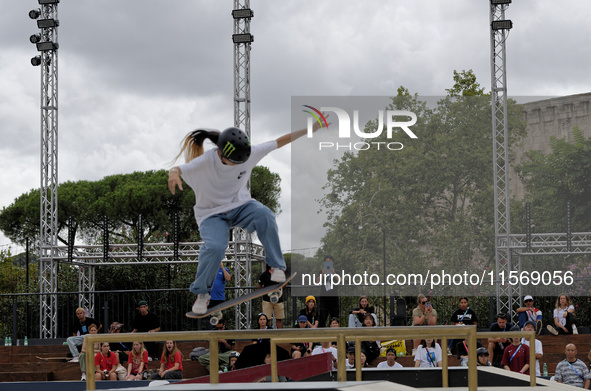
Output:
[345, 346, 368, 369]
[199, 318, 235, 372]
[299, 295, 319, 328]
[228, 351, 240, 371]
[168, 121, 329, 315]
[521, 320, 543, 376]
[377, 348, 403, 369]
[291, 315, 313, 358]
[516, 295, 542, 334]
[107, 321, 131, 377]
[476, 347, 491, 366]
[131, 301, 161, 359]
[501, 325, 530, 375]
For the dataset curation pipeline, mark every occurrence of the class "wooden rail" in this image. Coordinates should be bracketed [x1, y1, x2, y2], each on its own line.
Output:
[83, 326, 536, 390]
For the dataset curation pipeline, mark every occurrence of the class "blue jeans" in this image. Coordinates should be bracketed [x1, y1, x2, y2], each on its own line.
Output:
[189, 200, 286, 295]
[66, 335, 84, 357]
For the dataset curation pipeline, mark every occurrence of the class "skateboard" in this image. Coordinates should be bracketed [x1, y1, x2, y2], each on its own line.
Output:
[186, 272, 296, 323]
[36, 356, 69, 362]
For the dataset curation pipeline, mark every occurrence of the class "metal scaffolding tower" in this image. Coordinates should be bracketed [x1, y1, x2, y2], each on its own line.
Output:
[232, 0, 255, 329]
[490, 0, 517, 319]
[30, 0, 60, 339]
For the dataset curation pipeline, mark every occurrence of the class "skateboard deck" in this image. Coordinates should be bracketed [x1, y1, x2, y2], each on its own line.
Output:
[186, 272, 296, 319]
[36, 356, 69, 362]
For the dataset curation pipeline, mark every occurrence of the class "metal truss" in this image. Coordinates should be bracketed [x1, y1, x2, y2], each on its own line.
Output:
[502, 233, 591, 255]
[37, 1, 59, 339]
[233, 0, 255, 329]
[490, 3, 591, 321]
[57, 240, 265, 319]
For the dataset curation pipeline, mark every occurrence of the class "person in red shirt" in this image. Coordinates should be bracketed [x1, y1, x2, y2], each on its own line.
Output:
[94, 342, 118, 381]
[151, 340, 183, 380]
[501, 327, 530, 375]
[126, 341, 149, 380]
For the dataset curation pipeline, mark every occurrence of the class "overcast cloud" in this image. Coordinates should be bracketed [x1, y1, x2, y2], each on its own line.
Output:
[1, 1, 591, 255]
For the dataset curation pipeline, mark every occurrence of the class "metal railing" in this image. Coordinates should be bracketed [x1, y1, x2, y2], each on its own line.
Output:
[82, 325, 537, 391]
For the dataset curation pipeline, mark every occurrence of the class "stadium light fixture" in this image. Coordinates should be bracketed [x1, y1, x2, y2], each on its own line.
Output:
[29, 9, 41, 19]
[29, 34, 42, 44]
[491, 20, 513, 30]
[38, 0, 60, 4]
[232, 8, 254, 19]
[232, 33, 254, 44]
[36, 41, 59, 51]
[490, 0, 511, 4]
[37, 19, 59, 28]
[31, 56, 42, 66]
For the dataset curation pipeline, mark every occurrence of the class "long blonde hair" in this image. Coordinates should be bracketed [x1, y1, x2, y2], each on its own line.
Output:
[172, 129, 220, 164]
[131, 341, 146, 361]
[555, 294, 572, 309]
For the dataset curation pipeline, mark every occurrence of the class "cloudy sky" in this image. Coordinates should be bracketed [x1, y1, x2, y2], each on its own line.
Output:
[1, 0, 591, 256]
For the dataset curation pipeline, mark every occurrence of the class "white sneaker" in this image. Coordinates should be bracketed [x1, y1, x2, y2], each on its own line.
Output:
[447, 347, 452, 355]
[547, 325, 558, 335]
[81, 372, 86, 381]
[192, 293, 210, 314]
[572, 324, 578, 335]
[270, 268, 286, 283]
[69, 356, 79, 363]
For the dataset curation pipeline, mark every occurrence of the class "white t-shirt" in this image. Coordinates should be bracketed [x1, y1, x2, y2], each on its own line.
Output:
[311, 345, 338, 370]
[553, 305, 574, 327]
[522, 338, 543, 376]
[414, 343, 442, 368]
[179, 141, 277, 225]
[377, 361, 403, 369]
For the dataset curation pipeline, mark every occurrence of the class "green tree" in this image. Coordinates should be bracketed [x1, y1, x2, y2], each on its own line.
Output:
[515, 127, 591, 233]
[318, 70, 526, 293]
[0, 166, 282, 249]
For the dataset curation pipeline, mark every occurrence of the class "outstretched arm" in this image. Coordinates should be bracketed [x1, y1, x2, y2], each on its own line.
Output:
[276, 115, 329, 149]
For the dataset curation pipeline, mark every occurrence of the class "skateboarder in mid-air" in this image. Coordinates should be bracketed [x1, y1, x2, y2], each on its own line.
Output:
[168, 121, 326, 314]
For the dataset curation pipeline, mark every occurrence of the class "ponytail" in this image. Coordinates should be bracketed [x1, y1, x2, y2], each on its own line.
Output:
[172, 129, 220, 164]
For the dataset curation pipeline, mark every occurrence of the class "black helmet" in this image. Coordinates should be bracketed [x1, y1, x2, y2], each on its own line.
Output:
[217, 127, 251, 164]
[476, 347, 489, 356]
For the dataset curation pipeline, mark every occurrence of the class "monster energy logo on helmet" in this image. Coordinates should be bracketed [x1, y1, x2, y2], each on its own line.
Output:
[222, 142, 236, 157]
[217, 127, 251, 164]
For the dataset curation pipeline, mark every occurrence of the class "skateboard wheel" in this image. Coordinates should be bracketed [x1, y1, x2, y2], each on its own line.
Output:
[210, 317, 219, 326]
[270, 296, 278, 304]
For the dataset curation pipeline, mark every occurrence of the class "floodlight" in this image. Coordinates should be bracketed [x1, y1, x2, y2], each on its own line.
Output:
[490, 0, 511, 4]
[31, 56, 42, 66]
[36, 41, 59, 51]
[38, 0, 59, 4]
[491, 20, 513, 30]
[30, 34, 42, 44]
[232, 33, 254, 44]
[29, 9, 41, 19]
[37, 19, 59, 28]
[232, 8, 254, 19]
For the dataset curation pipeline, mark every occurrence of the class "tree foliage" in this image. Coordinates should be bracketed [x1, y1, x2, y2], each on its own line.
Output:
[317, 70, 527, 289]
[515, 127, 591, 233]
[0, 166, 281, 250]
